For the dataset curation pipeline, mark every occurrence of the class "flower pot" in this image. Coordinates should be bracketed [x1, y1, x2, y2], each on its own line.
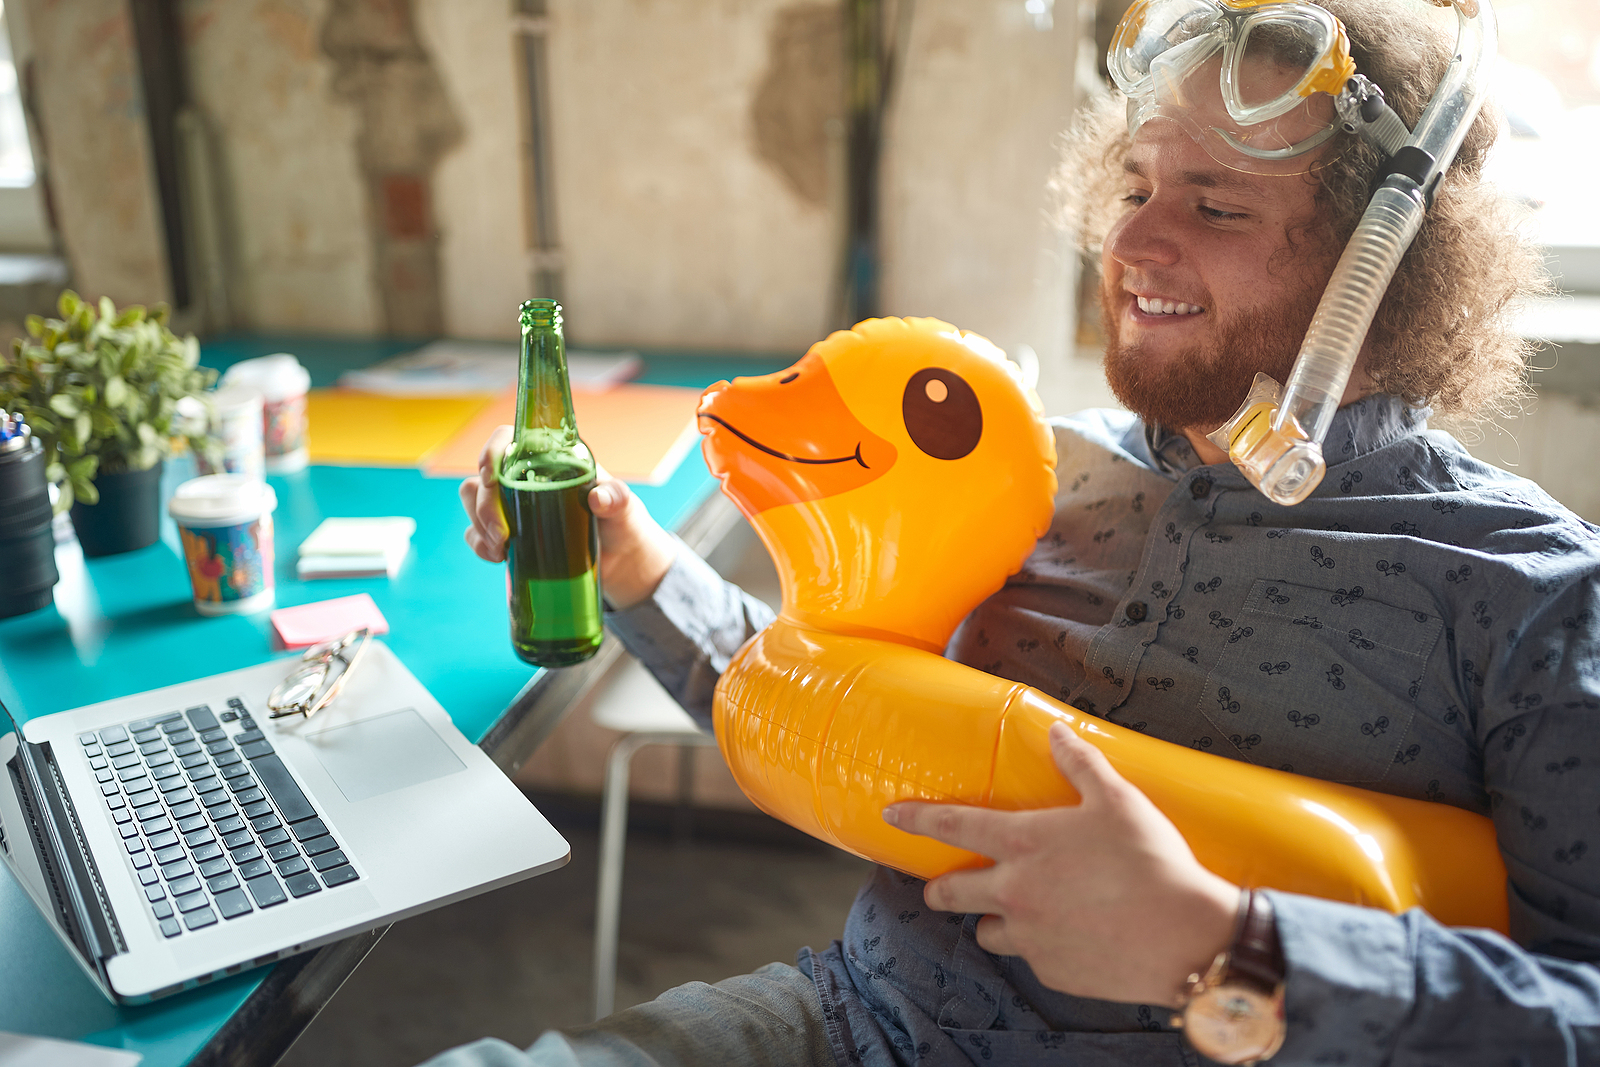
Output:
[70, 461, 164, 558]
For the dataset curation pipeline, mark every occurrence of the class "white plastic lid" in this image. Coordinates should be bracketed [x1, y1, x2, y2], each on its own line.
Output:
[210, 383, 266, 417]
[219, 353, 310, 400]
[168, 475, 278, 527]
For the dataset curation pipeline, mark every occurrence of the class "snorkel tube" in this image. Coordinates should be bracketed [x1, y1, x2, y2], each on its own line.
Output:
[1212, 0, 1497, 505]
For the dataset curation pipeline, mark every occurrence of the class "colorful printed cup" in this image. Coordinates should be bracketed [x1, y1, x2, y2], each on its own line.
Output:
[219, 354, 311, 473]
[168, 475, 278, 616]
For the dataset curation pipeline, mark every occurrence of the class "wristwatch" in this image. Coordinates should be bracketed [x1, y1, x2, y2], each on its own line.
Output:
[1171, 889, 1287, 1065]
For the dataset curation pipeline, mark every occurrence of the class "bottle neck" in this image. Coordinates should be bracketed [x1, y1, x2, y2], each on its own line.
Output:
[512, 305, 579, 453]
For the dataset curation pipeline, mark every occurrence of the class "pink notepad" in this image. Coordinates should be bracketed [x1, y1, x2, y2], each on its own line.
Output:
[270, 593, 390, 650]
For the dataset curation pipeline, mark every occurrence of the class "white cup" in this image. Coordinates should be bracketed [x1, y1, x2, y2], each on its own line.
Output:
[197, 384, 266, 481]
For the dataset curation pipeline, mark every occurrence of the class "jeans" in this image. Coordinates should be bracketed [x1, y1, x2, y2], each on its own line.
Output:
[417, 961, 836, 1067]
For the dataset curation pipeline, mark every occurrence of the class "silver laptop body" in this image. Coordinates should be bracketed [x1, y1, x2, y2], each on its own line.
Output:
[0, 641, 568, 1003]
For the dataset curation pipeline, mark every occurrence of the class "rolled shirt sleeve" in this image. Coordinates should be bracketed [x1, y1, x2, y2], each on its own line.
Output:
[603, 536, 776, 731]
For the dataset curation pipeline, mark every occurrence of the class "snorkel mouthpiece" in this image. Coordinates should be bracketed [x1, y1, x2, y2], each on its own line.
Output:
[1218, 0, 1497, 505]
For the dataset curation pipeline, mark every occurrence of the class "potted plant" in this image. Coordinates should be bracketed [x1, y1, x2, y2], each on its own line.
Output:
[0, 290, 220, 557]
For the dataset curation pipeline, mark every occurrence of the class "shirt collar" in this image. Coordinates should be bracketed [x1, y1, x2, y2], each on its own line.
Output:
[1142, 394, 1431, 477]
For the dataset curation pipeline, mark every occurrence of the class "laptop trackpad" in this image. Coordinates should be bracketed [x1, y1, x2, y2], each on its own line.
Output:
[306, 707, 467, 803]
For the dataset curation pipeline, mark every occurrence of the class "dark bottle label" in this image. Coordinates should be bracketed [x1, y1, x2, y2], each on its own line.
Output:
[499, 462, 602, 667]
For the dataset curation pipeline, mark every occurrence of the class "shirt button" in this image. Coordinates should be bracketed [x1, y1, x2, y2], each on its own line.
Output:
[1125, 601, 1148, 623]
[1191, 477, 1213, 499]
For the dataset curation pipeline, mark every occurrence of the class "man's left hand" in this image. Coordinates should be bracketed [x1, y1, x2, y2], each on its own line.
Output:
[883, 722, 1241, 1007]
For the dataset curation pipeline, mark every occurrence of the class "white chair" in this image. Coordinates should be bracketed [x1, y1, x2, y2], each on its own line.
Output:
[589, 657, 718, 1020]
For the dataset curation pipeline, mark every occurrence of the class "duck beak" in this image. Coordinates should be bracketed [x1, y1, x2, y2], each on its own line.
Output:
[698, 352, 897, 515]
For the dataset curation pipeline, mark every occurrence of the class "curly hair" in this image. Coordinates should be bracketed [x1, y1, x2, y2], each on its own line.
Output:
[1053, 0, 1550, 422]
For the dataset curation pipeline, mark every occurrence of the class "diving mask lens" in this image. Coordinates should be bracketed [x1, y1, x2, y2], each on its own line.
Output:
[1228, 7, 1342, 120]
[1108, 0, 1226, 94]
[1112, 0, 1357, 174]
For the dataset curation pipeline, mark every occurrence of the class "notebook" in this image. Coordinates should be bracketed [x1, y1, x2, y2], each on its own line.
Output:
[0, 642, 568, 1003]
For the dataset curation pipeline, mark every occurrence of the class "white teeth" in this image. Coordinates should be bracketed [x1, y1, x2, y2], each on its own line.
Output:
[1136, 296, 1202, 316]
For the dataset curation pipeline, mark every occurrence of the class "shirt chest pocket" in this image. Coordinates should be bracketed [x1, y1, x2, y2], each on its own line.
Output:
[1196, 578, 1443, 784]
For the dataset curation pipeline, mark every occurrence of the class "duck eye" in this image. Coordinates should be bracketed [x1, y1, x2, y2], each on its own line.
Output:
[779, 372, 799, 384]
[902, 368, 981, 460]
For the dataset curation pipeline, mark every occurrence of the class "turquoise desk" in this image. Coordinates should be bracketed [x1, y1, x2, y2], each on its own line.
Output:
[0, 336, 790, 1067]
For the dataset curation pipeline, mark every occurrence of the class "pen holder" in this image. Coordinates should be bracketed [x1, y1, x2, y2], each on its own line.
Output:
[0, 417, 58, 618]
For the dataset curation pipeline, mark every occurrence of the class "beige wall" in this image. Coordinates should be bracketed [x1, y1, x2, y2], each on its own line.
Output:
[882, 0, 1080, 374]
[183, 0, 378, 334]
[21, 0, 170, 308]
[525, 0, 839, 350]
[414, 1, 526, 339]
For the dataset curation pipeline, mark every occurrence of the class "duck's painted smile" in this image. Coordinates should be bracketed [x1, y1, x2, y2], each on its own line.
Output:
[696, 414, 871, 469]
[698, 352, 897, 514]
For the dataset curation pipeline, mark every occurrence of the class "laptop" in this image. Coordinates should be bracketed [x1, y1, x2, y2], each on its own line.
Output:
[0, 640, 569, 1003]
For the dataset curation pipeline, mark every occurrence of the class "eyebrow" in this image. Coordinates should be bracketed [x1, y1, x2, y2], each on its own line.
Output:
[1123, 158, 1269, 199]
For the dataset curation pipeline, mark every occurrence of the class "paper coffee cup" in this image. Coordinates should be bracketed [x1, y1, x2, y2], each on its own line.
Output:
[168, 475, 278, 616]
[196, 384, 266, 480]
[220, 354, 311, 473]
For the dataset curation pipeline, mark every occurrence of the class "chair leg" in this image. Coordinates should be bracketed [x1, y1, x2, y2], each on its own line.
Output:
[593, 733, 649, 1021]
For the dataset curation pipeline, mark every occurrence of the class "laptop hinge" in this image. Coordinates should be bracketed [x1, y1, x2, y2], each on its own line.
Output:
[7, 738, 125, 975]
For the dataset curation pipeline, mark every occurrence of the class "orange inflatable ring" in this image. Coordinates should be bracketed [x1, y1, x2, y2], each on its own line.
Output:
[697, 316, 1507, 933]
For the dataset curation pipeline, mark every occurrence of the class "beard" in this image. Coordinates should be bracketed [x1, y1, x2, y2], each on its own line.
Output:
[1099, 280, 1323, 433]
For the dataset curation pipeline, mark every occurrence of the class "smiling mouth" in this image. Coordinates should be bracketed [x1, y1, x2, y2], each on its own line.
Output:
[698, 413, 870, 468]
[1135, 295, 1205, 316]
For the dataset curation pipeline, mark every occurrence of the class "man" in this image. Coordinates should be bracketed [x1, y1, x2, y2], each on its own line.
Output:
[442, 1, 1599, 1063]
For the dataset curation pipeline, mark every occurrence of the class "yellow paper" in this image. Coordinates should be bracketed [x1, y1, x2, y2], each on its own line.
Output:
[305, 391, 494, 466]
[423, 383, 703, 485]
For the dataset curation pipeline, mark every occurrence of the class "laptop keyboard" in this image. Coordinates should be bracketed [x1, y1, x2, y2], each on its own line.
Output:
[77, 699, 360, 939]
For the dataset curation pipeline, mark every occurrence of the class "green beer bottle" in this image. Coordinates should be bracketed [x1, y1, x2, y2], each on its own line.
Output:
[498, 299, 603, 667]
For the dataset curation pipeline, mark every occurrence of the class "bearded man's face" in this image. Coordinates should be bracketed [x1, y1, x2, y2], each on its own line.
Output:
[1098, 121, 1339, 432]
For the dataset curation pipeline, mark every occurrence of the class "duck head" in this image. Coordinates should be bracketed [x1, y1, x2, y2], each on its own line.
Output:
[699, 316, 1058, 651]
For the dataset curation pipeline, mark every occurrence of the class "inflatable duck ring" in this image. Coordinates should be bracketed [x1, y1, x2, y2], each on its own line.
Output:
[697, 317, 1506, 933]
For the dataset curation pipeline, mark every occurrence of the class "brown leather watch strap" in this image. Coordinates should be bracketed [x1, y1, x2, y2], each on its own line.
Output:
[1227, 890, 1286, 993]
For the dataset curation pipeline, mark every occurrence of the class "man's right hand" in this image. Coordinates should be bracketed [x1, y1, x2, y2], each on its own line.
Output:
[458, 425, 680, 610]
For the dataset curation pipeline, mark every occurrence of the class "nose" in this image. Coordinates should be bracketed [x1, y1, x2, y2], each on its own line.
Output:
[1106, 196, 1181, 270]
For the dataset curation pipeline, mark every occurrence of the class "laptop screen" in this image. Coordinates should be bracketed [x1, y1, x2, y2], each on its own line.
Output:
[0, 698, 16, 858]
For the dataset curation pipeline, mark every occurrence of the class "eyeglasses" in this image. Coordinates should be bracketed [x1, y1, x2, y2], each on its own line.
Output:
[267, 627, 372, 721]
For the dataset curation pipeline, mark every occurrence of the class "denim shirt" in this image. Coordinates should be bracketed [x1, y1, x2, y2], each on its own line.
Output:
[609, 395, 1600, 1066]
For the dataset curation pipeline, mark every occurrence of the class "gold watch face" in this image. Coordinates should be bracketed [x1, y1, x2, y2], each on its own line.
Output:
[1183, 983, 1286, 1065]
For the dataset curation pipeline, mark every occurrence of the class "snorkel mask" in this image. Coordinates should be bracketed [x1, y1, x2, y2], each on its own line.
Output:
[1108, 0, 1497, 504]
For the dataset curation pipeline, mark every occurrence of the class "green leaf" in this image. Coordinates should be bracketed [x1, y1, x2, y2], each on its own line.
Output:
[67, 454, 98, 482]
[98, 295, 116, 324]
[74, 411, 90, 446]
[113, 305, 145, 328]
[24, 313, 42, 338]
[48, 392, 79, 417]
[137, 421, 158, 446]
[57, 290, 80, 318]
[71, 477, 96, 506]
[105, 374, 127, 408]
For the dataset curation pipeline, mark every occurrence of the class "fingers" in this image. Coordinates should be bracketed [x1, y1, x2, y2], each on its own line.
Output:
[923, 864, 1003, 918]
[971, 913, 1020, 959]
[1047, 722, 1123, 808]
[477, 425, 512, 481]
[461, 476, 507, 562]
[588, 466, 633, 519]
[883, 801, 1008, 857]
[460, 425, 515, 564]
